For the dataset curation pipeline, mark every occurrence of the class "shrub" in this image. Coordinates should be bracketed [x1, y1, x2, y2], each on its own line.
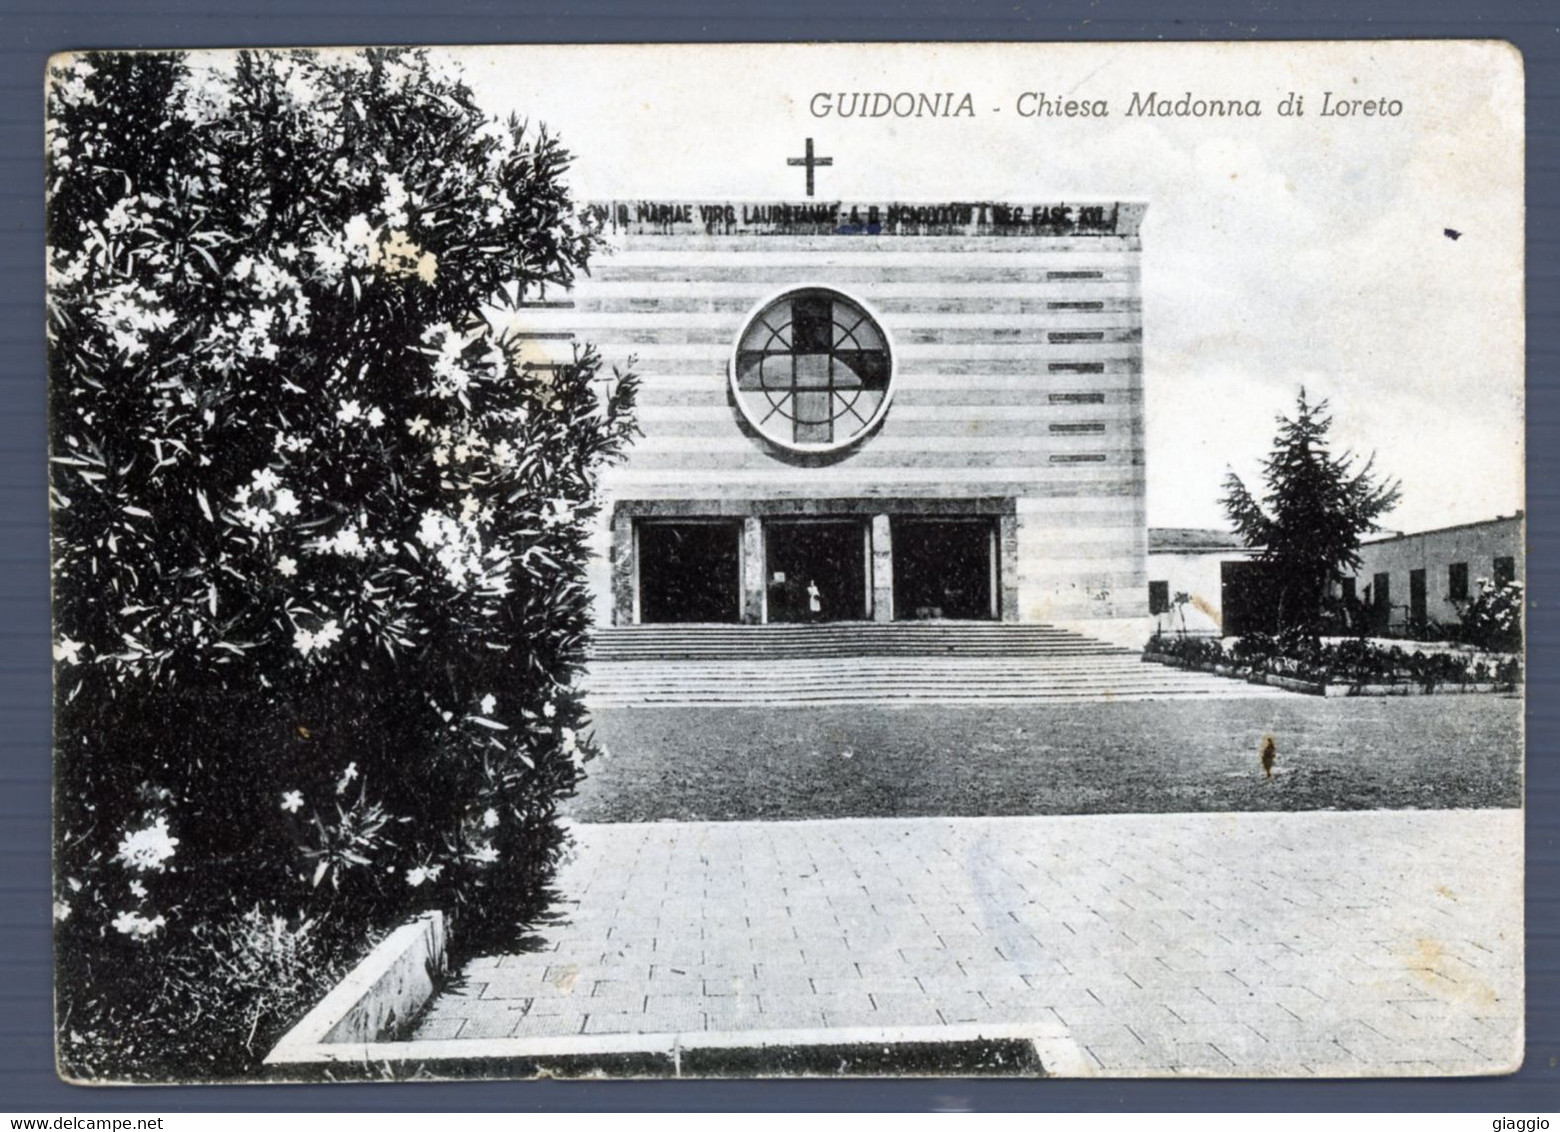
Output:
[1229, 632, 1275, 666]
[1455, 578, 1523, 653]
[1145, 631, 1522, 690]
[1145, 632, 1227, 667]
[58, 903, 365, 1080]
[48, 48, 636, 1079]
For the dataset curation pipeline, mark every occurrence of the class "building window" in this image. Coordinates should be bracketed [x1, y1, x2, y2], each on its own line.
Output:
[1372, 572, 1392, 631]
[731, 288, 893, 451]
[1148, 580, 1170, 615]
[1494, 556, 1516, 586]
[1448, 562, 1469, 601]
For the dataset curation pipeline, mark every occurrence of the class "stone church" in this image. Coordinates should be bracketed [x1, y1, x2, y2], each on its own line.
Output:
[518, 184, 1148, 628]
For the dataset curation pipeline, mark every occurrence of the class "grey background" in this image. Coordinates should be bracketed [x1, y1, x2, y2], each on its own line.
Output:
[1, 0, 1553, 1112]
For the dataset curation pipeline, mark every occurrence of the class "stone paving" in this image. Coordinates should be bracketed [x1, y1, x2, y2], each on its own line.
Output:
[413, 809, 1523, 1076]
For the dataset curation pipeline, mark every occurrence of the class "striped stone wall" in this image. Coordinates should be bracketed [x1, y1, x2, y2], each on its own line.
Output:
[506, 201, 1148, 624]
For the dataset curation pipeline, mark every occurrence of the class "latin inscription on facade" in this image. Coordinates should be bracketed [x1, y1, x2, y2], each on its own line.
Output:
[588, 200, 1140, 238]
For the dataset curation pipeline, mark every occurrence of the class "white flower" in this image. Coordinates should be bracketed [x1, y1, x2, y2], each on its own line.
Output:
[111, 910, 167, 941]
[252, 467, 280, 491]
[405, 864, 444, 888]
[542, 701, 556, 719]
[336, 761, 359, 794]
[336, 399, 363, 424]
[115, 817, 179, 873]
[480, 693, 496, 715]
[420, 322, 478, 397]
[386, 170, 416, 220]
[416, 511, 448, 548]
[236, 505, 275, 533]
[470, 845, 499, 864]
[293, 619, 341, 657]
[272, 488, 299, 516]
[367, 406, 385, 428]
[53, 637, 83, 665]
[343, 213, 375, 257]
[53, 900, 71, 923]
[280, 790, 304, 814]
[558, 726, 584, 768]
[413, 508, 490, 588]
[129, 880, 147, 898]
[406, 416, 430, 436]
[276, 555, 298, 577]
[110, 328, 148, 357]
[307, 236, 348, 281]
[482, 807, 499, 829]
[233, 484, 254, 506]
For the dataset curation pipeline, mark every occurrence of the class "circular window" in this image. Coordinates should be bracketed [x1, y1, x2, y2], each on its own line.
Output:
[730, 287, 894, 451]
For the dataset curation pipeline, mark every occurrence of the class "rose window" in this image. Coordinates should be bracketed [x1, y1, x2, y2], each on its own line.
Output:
[731, 288, 894, 451]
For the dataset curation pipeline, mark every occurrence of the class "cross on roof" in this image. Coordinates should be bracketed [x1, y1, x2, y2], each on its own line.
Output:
[787, 137, 833, 197]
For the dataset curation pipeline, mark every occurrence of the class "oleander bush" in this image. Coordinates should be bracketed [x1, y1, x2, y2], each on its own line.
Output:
[1454, 578, 1524, 654]
[48, 47, 636, 1080]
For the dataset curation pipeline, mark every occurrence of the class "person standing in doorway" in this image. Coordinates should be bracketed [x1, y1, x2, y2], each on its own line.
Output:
[807, 579, 822, 620]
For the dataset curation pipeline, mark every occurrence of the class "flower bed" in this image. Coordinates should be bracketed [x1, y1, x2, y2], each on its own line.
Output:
[1143, 631, 1521, 696]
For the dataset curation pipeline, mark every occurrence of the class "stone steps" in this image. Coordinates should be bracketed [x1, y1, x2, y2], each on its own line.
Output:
[590, 622, 1135, 662]
[583, 625, 1292, 706]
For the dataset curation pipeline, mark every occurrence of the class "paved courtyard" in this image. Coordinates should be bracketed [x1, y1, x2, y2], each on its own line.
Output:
[413, 808, 1523, 1076]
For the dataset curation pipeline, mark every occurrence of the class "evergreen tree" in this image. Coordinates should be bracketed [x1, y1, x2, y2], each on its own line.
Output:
[1221, 389, 1400, 635]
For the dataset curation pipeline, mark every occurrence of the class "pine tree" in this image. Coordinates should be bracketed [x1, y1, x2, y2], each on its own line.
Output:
[1221, 389, 1400, 635]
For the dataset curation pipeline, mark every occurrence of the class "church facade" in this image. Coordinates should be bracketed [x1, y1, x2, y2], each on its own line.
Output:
[518, 197, 1149, 627]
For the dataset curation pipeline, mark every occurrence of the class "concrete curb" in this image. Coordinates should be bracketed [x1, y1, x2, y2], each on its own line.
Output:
[264, 911, 446, 1065]
[264, 909, 1090, 1078]
[265, 1018, 1092, 1078]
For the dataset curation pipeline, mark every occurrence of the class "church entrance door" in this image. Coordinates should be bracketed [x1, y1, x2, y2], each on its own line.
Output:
[636, 521, 742, 623]
[764, 519, 870, 623]
[892, 518, 997, 620]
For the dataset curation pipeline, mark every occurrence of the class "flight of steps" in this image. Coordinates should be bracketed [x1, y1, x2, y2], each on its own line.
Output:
[584, 623, 1293, 707]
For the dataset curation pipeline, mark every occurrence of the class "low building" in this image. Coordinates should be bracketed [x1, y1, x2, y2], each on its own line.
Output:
[1346, 512, 1524, 635]
[1145, 527, 1258, 635]
[1147, 513, 1523, 639]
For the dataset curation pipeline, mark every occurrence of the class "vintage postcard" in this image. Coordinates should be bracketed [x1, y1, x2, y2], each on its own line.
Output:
[45, 40, 1523, 1082]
